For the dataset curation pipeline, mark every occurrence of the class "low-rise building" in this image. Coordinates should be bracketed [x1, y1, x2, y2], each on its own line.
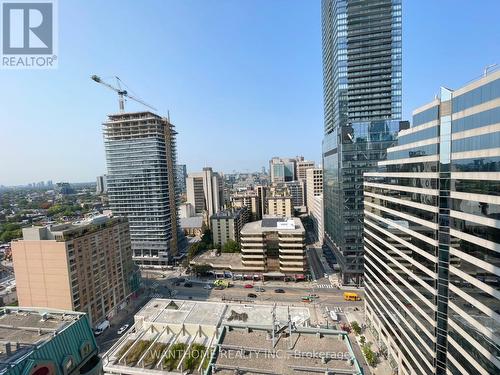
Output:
[102, 298, 362, 375]
[0, 307, 102, 375]
[241, 216, 306, 274]
[12, 215, 140, 326]
[211, 207, 249, 247]
[180, 216, 205, 237]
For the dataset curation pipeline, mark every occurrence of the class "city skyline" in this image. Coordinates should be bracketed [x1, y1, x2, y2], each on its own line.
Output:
[1, 0, 499, 185]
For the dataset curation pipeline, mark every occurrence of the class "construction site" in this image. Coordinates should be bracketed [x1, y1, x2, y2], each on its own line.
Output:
[102, 299, 362, 375]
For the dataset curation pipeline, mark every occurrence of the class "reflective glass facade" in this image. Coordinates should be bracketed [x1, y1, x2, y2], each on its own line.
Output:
[364, 71, 500, 375]
[322, 0, 403, 284]
[104, 112, 179, 267]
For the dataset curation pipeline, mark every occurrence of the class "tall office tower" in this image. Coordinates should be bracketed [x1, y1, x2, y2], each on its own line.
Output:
[96, 174, 107, 194]
[296, 160, 315, 180]
[321, 0, 406, 284]
[103, 111, 179, 267]
[12, 216, 139, 325]
[269, 157, 296, 183]
[186, 167, 223, 217]
[176, 164, 187, 194]
[364, 70, 500, 375]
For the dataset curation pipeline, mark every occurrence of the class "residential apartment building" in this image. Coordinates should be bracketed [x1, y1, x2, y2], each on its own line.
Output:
[103, 111, 179, 267]
[240, 217, 306, 274]
[12, 215, 139, 326]
[267, 185, 293, 217]
[231, 190, 262, 221]
[186, 167, 223, 217]
[96, 174, 107, 194]
[306, 168, 324, 243]
[363, 71, 500, 375]
[321, 0, 405, 284]
[284, 180, 305, 207]
[211, 207, 249, 247]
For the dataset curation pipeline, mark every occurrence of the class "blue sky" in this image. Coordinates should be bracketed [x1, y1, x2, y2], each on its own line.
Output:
[1, 0, 499, 185]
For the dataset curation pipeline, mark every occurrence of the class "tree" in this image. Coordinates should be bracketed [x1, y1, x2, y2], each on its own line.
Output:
[222, 240, 240, 253]
[351, 321, 361, 335]
[362, 343, 378, 367]
[359, 335, 366, 346]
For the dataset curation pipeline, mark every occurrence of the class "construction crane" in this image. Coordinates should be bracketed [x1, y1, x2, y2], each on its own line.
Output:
[91, 75, 157, 112]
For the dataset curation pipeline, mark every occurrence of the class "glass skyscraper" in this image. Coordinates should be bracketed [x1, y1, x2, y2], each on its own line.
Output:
[103, 111, 179, 267]
[321, 0, 403, 284]
[364, 70, 500, 375]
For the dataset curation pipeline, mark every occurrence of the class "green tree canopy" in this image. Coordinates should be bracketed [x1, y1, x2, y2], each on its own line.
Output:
[222, 239, 240, 253]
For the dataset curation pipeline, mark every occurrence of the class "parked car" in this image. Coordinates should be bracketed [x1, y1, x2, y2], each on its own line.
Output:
[178, 278, 186, 283]
[244, 284, 253, 289]
[247, 293, 257, 298]
[255, 287, 265, 292]
[214, 285, 225, 290]
[184, 282, 193, 287]
[203, 284, 212, 290]
[274, 288, 285, 293]
[117, 324, 129, 335]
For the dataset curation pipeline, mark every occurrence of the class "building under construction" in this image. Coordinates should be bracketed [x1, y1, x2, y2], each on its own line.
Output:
[103, 111, 180, 267]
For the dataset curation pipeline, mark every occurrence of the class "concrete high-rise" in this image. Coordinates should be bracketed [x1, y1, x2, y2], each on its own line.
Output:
[103, 111, 179, 267]
[186, 167, 223, 217]
[12, 215, 139, 326]
[321, 0, 406, 284]
[364, 71, 500, 375]
[306, 168, 324, 242]
[96, 174, 107, 194]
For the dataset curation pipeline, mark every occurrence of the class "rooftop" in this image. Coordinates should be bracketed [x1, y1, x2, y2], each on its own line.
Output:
[0, 308, 86, 369]
[211, 207, 247, 220]
[241, 217, 304, 235]
[180, 216, 204, 229]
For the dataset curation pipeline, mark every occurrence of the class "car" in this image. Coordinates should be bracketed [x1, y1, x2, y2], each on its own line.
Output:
[174, 282, 180, 286]
[274, 288, 285, 293]
[247, 293, 257, 298]
[255, 287, 265, 292]
[244, 284, 253, 289]
[184, 282, 193, 287]
[309, 293, 319, 299]
[203, 284, 212, 290]
[324, 273, 328, 278]
[214, 285, 225, 290]
[117, 324, 129, 335]
[178, 278, 186, 283]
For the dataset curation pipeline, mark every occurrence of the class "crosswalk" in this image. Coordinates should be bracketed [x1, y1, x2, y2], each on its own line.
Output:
[312, 284, 336, 289]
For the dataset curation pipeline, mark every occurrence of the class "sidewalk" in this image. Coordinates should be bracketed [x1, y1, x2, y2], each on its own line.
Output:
[344, 308, 394, 375]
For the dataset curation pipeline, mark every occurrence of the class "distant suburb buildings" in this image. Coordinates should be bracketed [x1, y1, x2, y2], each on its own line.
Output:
[12, 215, 139, 326]
[321, 0, 406, 285]
[364, 71, 500, 375]
[103, 111, 180, 267]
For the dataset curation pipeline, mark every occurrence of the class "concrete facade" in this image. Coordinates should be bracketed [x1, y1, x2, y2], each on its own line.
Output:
[186, 167, 223, 218]
[211, 207, 249, 247]
[240, 217, 306, 274]
[267, 185, 293, 217]
[12, 216, 138, 326]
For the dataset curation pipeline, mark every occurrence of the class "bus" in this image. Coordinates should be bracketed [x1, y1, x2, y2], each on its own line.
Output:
[343, 292, 361, 301]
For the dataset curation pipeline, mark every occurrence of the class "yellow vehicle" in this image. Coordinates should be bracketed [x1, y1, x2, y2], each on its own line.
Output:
[213, 279, 230, 288]
[343, 292, 361, 301]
